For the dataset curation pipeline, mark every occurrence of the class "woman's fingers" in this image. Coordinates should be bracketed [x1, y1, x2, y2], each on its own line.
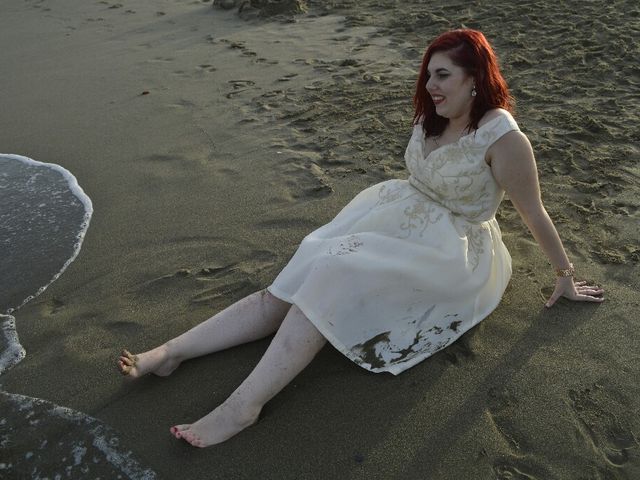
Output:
[575, 294, 605, 302]
[575, 284, 604, 296]
[571, 281, 605, 302]
[545, 289, 563, 308]
[576, 285, 602, 290]
[580, 290, 604, 296]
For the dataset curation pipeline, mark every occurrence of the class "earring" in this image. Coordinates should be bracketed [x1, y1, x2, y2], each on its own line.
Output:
[471, 87, 477, 97]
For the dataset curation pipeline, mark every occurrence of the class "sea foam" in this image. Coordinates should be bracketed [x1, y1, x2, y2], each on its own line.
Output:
[0, 154, 93, 374]
[0, 391, 157, 479]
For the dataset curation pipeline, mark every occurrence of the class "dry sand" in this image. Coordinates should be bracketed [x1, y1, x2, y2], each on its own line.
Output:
[1, 0, 639, 478]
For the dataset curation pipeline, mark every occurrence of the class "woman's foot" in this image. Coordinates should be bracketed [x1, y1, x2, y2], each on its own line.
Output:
[117, 344, 180, 378]
[170, 399, 260, 448]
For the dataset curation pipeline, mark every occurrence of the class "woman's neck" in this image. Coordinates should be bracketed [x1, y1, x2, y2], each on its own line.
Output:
[447, 113, 471, 133]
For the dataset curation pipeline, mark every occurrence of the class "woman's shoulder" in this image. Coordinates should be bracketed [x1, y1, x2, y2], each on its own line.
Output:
[479, 109, 528, 163]
[484, 109, 532, 165]
[478, 108, 515, 128]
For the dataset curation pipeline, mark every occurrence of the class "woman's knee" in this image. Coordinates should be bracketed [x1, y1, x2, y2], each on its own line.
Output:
[260, 288, 290, 309]
[283, 304, 326, 346]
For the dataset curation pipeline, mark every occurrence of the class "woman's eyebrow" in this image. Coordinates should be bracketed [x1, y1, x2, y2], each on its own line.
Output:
[427, 67, 451, 74]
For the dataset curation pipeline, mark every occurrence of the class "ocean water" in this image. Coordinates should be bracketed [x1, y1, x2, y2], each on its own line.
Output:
[0, 154, 93, 313]
[0, 154, 93, 374]
[0, 155, 158, 478]
[0, 391, 157, 480]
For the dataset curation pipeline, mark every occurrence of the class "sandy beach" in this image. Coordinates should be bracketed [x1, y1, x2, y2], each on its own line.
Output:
[1, 0, 639, 478]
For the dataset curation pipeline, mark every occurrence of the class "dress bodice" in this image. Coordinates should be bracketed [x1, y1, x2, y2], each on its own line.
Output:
[404, 111, 520, 222]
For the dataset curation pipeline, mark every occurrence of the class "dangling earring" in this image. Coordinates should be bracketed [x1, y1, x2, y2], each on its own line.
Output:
[471, 86, 477, 97]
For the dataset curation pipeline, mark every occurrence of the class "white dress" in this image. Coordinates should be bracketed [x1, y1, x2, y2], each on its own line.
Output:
[268, 111, 518, 375]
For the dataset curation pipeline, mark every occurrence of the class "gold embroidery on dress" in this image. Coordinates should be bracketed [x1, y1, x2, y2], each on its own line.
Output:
[404, 115, 513, 223]
[463, 224, 487, 271]
[376, 181, 405, 206]
[399, 199, 444, 238]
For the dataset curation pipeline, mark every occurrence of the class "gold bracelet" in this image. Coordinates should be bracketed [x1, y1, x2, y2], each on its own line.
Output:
[555, 263, 575, 277]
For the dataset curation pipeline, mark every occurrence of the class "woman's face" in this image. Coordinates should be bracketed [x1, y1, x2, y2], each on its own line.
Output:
[425, 51, 475, 121]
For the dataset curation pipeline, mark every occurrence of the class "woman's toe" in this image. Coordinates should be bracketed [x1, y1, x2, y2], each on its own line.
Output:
[122, 349, 138, 361]
[117, 361, 130, 375]
[171, 424, 190, 438]
[184, 432, 200, 446]
[120, 356, 133, 366]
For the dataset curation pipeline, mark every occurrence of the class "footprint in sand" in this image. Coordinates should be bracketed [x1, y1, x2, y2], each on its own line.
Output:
[270, 152, 334, 200]
[134, 268, 193, 295]
[131, 249, 278, 308]
[486, 387, 524, 452]
[219, 39, 258, 58]
[45, 297, 65, 316]
[190, 252, 277, 305]
[149, 56, 174, 64]
[190, 278, 260, 305]
[229, 79, 255, 88]
[492, 459, 541, 480]
[613, 200, 640, 217]
[215, 165, 242, 178]
[227, 79, 258, 98]
[198, 64, 217, 72]
[277, 73, 298, 82]
[486, 389, 554, 479]
[568, 385, 639, 467]
[441, 333, 475, 365]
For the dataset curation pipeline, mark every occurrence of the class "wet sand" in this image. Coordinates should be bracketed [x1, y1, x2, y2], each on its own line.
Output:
[1, 0, 639, 478]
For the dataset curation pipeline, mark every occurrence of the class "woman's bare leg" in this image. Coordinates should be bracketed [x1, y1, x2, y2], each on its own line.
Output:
[171, 304, 326, 447]
[117, 289, 290, 378]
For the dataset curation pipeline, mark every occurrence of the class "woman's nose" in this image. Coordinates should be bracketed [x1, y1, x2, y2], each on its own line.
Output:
[425, 76, 434, 91]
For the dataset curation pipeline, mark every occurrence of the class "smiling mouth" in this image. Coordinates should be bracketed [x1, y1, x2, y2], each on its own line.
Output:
[432, 95, 445, 105]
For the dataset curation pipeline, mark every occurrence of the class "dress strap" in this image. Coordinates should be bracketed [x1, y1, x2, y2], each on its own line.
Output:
[472, 111, 520, 152]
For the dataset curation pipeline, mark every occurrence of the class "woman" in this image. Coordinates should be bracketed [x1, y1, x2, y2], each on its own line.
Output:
[117, 29, 604, 448]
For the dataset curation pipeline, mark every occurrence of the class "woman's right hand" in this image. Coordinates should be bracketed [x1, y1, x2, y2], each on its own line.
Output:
[545, 277, 605, 308]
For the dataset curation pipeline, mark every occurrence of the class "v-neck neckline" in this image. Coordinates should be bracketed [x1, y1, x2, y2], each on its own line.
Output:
[422, 114, 504, 160]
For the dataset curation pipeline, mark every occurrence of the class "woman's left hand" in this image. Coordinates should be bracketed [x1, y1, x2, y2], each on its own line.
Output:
[545, 277, 605, 308]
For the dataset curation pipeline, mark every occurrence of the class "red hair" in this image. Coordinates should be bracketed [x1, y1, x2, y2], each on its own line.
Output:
[413, 29, 514, 136]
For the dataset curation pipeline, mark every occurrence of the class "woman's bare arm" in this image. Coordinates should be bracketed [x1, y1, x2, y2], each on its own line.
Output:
[488, 131, 604, 307]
